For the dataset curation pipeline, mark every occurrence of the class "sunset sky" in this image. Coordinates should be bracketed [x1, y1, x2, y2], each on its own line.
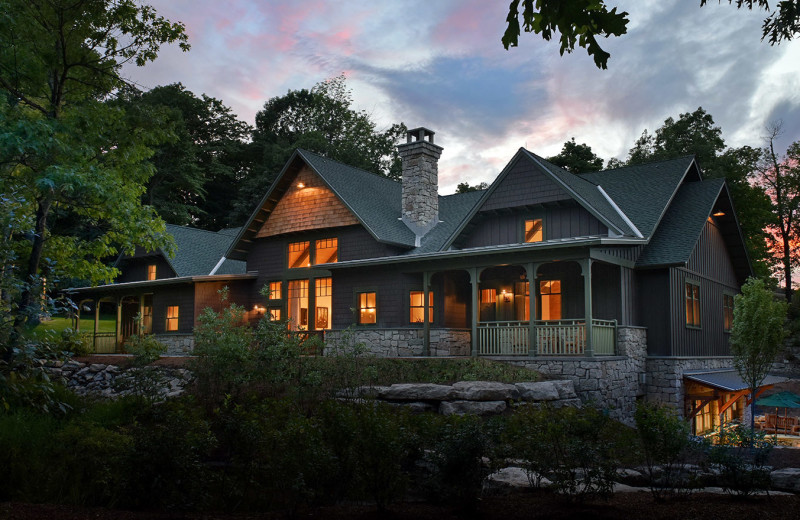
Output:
[123, 0, 800, 193]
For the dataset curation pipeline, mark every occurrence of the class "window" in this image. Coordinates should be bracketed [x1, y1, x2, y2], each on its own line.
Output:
[480, 288, 496, 304]
[524, 219, 543, 243]
[479, 288, 496, 322]
[287, 280, 309, 330]
[358, 292, 377, 324]
[723, 293, 734, 332]
[142, 294, 153, 334]
[315, 277, 332, 329]
[269, 308, 281, 321]
[686, 282, 701, 327]
[315, 238, 338, 264]
[166, 305, 179, 332]
[515, 281, 530, 321]
[288, 241, 311, 268]
[268, 281, 282, 300]
[539, 280, 562, 320]
[409, 291, 434, 323]
[147, 264, 156, 281]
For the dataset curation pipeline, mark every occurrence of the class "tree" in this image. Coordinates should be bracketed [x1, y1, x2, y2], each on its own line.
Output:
[0, 0, 188, 355]
[119, 84, 252, 229]
[730, 277, 787, 431]
[503, 1, 800, 69]
[455, 182, 488, 193]
[547, 138, 604, 173]
[752, 123, 800, 301]
[236, 75, 406, 222]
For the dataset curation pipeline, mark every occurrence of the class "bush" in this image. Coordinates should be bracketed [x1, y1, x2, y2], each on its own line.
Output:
[635, 401, 708, 499]
[0, 411, 60, 502]
[710, 422, 774, 496]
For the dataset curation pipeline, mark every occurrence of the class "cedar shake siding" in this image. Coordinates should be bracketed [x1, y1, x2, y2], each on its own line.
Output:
[256, 166, 360, 238]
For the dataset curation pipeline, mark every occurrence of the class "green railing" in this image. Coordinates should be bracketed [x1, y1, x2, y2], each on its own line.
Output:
[478, 319, 617, 356]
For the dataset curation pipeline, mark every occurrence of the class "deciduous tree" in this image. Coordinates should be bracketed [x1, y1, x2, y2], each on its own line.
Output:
[547, 138, 604, 173]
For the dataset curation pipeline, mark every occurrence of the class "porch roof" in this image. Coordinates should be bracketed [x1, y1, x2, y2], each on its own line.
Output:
[65, 273, 257, 295]
[684, 370, 788, 392]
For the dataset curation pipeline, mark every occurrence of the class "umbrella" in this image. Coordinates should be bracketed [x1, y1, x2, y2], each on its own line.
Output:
[756, 391, 800, 434]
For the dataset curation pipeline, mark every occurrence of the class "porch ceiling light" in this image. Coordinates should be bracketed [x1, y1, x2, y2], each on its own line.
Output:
[297, 182, 305, 188]
[713, 211, 725, 217]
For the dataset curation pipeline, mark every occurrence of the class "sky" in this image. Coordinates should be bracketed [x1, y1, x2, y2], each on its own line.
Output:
[123, 0, 800, 194]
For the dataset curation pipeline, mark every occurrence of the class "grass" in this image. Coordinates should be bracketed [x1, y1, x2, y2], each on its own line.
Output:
[35, 315, 116, 334]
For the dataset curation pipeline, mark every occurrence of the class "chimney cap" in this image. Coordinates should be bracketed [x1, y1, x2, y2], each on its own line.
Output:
[406, 127, 436, 144]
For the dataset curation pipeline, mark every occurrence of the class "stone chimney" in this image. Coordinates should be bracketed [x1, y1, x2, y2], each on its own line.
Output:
[398, 127, 442, 240]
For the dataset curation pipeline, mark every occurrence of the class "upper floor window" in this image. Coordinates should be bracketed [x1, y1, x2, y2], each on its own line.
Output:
[147, 264, 157, 281]
[524, 219, 543, 243]
[685, 282, 701, 328]
[358, 292, 377, 324]
[288, 241, 311, 268]
[410, 291, 434, 323]
[166, 305, 179, 332]
[723, 293, 734, 332]
[268, 281, 282, 300]
[315, 238, 338, 264]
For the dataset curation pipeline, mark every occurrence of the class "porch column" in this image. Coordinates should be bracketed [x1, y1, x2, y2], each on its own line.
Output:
[115, 296, 122, 352]
[468, 267, 479, 357]
[581, 258, 594, 357]
[525, 262, 540, 357]
[138, 294, 145, 336]
[423, 271, 431, 357]
[93, 299, 100, 352]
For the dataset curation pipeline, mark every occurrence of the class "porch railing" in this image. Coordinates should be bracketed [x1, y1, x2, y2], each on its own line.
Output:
[80, 332, 118, 354]
[478, 319, 617, 356]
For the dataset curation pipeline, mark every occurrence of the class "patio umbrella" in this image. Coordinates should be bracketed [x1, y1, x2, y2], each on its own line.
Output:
[756, 391, 800, 434]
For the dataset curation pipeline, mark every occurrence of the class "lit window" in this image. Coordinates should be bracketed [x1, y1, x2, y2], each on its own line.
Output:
[269, 308, 281, 321]
[686, 283, 701, 327]
[515, 281, 530, 321]
[288, 241, 311, 268]
[480, 288, 496, 304]
[524, 219, 543, 243]
[315, 238, 338, 264]
[540, 280, 561, 321]
[269, 281, 282, 300]
[287, 280, 309, 330]
[409, 291, 434, 323]
[166, 305, 179, 331]
[358, 292, 376, 324]
[723, 294, 734, 332]
[147, 264, 156, 281]
[315, 277, 332, 330]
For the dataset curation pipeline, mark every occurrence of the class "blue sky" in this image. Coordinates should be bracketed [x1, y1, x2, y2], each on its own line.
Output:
[123, 0, 800, 194]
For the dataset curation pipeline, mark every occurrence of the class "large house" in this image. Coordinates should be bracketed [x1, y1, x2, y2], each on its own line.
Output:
[69, 127, 780, 428]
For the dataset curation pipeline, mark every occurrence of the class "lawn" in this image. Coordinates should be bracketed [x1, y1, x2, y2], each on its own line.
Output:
[35, 314, 116, 334]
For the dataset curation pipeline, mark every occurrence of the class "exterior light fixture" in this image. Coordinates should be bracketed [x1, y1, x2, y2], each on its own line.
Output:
[297, 182, 305, 188]
[501, 289, 512, 303]
[713, 211, 725, 217]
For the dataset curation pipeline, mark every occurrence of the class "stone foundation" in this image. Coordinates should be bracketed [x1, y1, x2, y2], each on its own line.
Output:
[324, 328, 470, 357]
[153, 334, 195, 356]
[645, 356, 734, 412]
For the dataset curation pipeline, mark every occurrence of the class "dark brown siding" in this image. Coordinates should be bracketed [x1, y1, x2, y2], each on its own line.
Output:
[461, 205, 606, 248]
[441, 271, 470, 328]
[637, 270, 671, 356]
[152, 284, 194, 334]
[669, 268, 736, 356]
[194, 280, 254, 325]
[337, 226, 405, 261]
[332, 268, 420, 328]
[536, 262, 584, 319]
[592, 262, 621, 321]
[481, 157, 571, 211]
[687, 220, 738, 286]
[116, 255, 175, 283]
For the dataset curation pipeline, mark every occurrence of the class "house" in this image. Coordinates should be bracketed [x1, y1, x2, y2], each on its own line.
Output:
[69, 127, 774, 427]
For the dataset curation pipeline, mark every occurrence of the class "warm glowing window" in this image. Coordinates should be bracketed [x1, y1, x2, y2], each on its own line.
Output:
[287, 280, 309, 330]
[686, 283, 701, 327]
[409, 291, 434, 323]
[358, 292, 376, 324]
[269, 308, 281, 321]
[723, 293, 734, 332]
[524, 219, 543, 243]
[515, 281, 530, 321]
[315, 238, 338, 264]
[268, 281, 282, 300]
[288, 241, 311, 268]
[142, 294, 153, 334]
[166, 305, 179, 331]
[315, 277, 332, 330]
[147, 264, 157, 281]
[480, 288, 496, 304]
[540, 280, 561, 321]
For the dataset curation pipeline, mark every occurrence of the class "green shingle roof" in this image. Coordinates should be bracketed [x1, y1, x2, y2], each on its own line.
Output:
[635, 178, 725, 267]
[164, 224, 246, 277]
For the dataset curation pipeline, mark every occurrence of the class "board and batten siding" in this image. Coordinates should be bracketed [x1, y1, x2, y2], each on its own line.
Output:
[686, 219, 738, 286]
[668, 268, 735, 356]
[480, 157, 572, 211]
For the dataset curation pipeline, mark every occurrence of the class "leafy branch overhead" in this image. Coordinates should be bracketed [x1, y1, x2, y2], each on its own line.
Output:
[503, 0, 800, 69]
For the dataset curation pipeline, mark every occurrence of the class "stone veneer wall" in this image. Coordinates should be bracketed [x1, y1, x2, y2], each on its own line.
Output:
[645, 356, 734, 412]
[153, 334, 195, 356]
[501, 326, 647, 425]
[324, 328, 470, 357]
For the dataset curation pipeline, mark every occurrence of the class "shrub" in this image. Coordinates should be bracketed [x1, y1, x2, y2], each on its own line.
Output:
[0, 411, 60, 502]
[710, 422, 774, 496]
[635, 401, 708, 499]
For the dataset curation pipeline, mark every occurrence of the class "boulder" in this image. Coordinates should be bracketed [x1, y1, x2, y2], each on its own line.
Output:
[515, 382, 560, 401]
[452, 381, 520, 401]
[486, 467, 532, 489]
[551, 380, 577, 399]
[380, 383, 456, 401]
[770, 468, 800, 493]
[439, 400, 506, 416]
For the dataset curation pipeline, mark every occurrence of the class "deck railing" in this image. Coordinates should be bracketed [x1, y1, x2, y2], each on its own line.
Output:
[80, 332, 118, 354]
[478, 319, 617, 356]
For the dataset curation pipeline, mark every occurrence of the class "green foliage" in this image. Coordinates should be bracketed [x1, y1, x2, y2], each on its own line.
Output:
[547, 137, 604, 173]
[634, 402, 708, 499]
[0, 411, 60, 501]
[731, 277, 788, 429]
[124, 330, 167, 366]
[710, 421, 774, 496]
[455, 181, 488, 193]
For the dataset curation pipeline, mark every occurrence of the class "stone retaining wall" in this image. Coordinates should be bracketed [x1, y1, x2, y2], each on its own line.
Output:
[324, 328, 470, 357]
[153, 334, 195, 356]
[645, 356, 734, 410]
[46, 360, 192, 399]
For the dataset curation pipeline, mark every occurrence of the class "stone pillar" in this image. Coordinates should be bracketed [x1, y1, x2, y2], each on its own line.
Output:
[581, 258, 594, 357]
[398, 128, 443, 236]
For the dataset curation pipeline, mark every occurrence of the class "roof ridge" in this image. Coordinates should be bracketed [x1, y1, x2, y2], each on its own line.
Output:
[297, 148, 401, 186]
[581, 155, 695, 176]
[165, 223, 236, 237]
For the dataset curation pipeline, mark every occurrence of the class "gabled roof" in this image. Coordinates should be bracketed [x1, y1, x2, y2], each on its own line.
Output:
[158, 224, 245, 277]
